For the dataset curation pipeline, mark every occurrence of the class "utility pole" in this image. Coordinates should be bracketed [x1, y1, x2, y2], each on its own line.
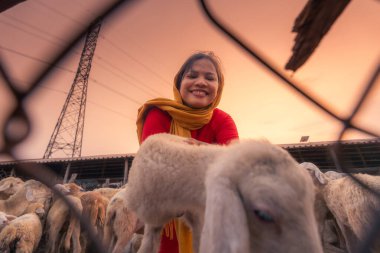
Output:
[43, 20, 102, 159]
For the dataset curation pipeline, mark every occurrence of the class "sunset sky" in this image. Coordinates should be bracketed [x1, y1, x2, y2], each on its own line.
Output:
[0, 0, 379, 161]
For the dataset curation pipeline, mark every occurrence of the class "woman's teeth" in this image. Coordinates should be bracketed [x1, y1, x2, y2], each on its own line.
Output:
[192, 90, 206, 96]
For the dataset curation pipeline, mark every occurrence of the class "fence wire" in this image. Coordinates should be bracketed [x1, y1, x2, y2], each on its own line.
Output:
[199, 1, 380, 252]
[0, 0, 379, 252]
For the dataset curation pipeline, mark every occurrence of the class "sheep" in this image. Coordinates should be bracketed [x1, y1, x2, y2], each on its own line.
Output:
[199, 139, 323, 253]
[0, 211, 16, 232]
[125, 233, 143, 253]
[104, 185, 142, 253]
[324, 170, 347, 180]
[300, 163, 349, 252]
[45, 183, 83, 253]
[322, 219, 346, 253]
[0, 202, 45, 253]
[0, 179, 52, 217]
[0, 176, 24, 200]
[93, 187, 121, 201]
[80, 191, 109, 234]
[126, 133, 323, 253]
[79, 190, 109, 252]
[126, 133, 223, 253]
[301, 162, 380, 253]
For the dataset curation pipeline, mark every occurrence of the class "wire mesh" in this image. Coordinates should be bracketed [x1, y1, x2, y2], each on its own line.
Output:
[0, 0, 379, 252]
[199, 1, 379, 252]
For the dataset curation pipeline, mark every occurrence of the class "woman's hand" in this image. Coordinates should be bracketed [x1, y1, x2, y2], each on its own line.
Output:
[183, 138, 209, 146]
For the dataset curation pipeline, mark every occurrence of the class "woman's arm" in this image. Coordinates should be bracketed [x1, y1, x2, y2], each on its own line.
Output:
[214, 110, 239, 145]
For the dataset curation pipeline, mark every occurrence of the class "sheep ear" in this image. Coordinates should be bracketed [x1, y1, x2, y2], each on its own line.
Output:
[25, 186, 36, 202]
[313, 170, 327, 185]
[0, 183, 10, 192]
[200, 176, 250, 253]
[0, 183, 12, 192]
[300, 162, 327, 185]
[5, 214, 17, 221]
[35, 207, 45, 216]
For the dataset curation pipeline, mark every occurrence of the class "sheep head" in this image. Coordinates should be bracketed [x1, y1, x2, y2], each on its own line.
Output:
[0, 211, 16, 230]
[201, 140, 323, 253]
[0, 177, 24, 200]
[24, 179, 52, 202]
[300, 162, 330, 186]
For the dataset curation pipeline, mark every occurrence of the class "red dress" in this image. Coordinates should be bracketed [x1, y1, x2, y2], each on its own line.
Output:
[141, 107, 239, 253]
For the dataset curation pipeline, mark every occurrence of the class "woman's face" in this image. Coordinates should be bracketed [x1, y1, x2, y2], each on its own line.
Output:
[179, 58, 219, 109]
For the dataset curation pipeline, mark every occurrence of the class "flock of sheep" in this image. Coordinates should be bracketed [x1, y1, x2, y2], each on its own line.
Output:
[0, 173, 141, 252]
[0, 133, 379, 253]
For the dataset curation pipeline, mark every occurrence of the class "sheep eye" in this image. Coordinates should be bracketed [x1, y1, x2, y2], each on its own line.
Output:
[254, 209, 274, 222]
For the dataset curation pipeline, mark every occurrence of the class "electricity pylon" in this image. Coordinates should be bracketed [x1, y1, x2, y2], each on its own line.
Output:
[43, 20, 102, 159]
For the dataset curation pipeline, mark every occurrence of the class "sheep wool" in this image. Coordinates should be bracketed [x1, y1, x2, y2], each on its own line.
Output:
[126, 133, 323, 253]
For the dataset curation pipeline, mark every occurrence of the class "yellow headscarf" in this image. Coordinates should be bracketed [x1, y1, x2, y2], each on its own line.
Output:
[135, 54, 224, 253]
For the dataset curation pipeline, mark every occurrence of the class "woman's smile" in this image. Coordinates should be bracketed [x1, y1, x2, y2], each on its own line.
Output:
[190, 89, 208, 97]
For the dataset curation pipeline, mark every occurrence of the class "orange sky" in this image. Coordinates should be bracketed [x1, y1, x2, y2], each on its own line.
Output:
[0, 0, 379, 161]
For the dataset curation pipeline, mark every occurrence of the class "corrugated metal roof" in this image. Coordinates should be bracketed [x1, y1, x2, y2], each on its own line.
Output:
[0, 153, 135, 166]
[1, 138, 379, 165]
[279, 138, 380, 149]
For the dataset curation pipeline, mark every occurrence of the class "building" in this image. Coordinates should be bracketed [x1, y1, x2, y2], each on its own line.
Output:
[0, 138, 379, 189]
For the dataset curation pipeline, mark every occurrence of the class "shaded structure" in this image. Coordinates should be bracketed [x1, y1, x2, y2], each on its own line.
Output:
[0, 154, 134, 190]
[281, 138, 380, 174]
[285, 0, 351, 71]
[0, 138, 379, 190]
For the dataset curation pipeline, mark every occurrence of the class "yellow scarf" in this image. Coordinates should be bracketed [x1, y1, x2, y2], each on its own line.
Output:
[136, 79, 224, 253]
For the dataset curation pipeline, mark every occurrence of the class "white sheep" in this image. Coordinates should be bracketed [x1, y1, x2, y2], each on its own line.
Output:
[0, 176, 24, 200]
[301, 162, 380, 253]
[126, 133, 222, 253]
[45, 183, 83, 253]
[126, 133, 323, 253]
[200, 139, 323, 253]
[0, 179, 52, 217]
[0, 202, 45, 253]
[324, 170, 347, 180]
[104, 185, 142, 253]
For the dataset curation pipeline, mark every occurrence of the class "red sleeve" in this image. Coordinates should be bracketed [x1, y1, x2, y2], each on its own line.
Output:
[213, 109, 239, 145]
[141, 107, 171, 143]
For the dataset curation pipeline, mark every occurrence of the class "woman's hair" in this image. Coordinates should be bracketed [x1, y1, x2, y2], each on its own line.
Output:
[174, 51, 224, 90]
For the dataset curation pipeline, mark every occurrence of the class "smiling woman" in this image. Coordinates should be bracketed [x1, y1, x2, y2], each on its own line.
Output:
[135, 51, 239, 253]
[178, 58, 218, 109]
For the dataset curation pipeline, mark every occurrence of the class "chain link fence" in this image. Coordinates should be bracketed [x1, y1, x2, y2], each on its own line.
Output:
[0, 0, 379, 252]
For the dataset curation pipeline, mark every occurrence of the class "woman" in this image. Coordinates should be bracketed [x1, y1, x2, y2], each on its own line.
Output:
[136, 51, 239, 253]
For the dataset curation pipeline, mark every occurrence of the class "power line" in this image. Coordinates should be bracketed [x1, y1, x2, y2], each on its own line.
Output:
[12, 77, 136, 122]
[76, 1, 173, 86]
[33, 0, 87, 27]
[93, 53, 164, 97]
[29, 0, 172, 88]
[2, 14, 68, 44]
[90, 78, 142, 105]
[2, 13, 166, 97]
[0, 19, 66, 48]
[99, 35, 172, 87]
[0, 45, 143, 106]
[87, 101, 136, 122]
[0, 45, 76, 73]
